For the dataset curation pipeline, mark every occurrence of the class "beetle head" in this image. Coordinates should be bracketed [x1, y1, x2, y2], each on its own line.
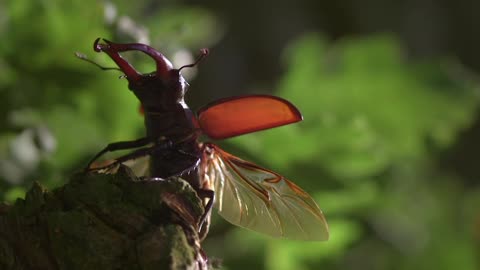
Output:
[93, 38, 208, 112]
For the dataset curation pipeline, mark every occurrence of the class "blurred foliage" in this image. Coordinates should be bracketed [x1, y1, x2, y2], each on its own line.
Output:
[223, 34, 480, 270]
[0, 0, 219, 195]
[0, 1, 479, 270]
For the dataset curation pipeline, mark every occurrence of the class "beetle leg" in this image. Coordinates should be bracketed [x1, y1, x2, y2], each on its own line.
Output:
[196, 189, 214, 240]
[86, 138, 175, 172]
[85, 137, 153, 171]
[87, 146, 153, 173]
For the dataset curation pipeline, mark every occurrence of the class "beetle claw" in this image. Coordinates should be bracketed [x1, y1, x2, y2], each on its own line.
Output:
[93, 37, 102, 52]
[93, 38, 111, 52]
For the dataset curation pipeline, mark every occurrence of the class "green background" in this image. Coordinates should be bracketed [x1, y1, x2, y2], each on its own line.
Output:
[1, 1, 479, 269]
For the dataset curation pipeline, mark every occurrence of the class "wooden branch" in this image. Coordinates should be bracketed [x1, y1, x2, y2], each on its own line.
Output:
[0, 166, 209, 270]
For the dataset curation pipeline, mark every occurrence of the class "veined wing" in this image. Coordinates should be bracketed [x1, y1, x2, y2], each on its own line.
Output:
[201, 143, 329, 241]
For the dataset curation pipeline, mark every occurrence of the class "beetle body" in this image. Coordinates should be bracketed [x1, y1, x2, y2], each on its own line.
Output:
[85, 38, 329, 242]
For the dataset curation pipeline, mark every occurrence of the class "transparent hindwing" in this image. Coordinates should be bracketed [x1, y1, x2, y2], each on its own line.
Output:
[201, 143, 329, 241]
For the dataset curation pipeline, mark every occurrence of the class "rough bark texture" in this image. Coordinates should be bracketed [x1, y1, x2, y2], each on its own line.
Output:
[0, 166, 208, 270]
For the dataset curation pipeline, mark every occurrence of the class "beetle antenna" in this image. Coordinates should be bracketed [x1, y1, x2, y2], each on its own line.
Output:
[178, 48, 209, 72]
[75, 52, 122, 72]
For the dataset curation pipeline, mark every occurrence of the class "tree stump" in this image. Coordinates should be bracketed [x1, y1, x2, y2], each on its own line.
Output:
[0, 166, 208, 270]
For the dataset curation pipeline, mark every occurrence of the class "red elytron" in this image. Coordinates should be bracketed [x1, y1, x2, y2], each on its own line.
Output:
[84, 38, 329, 241]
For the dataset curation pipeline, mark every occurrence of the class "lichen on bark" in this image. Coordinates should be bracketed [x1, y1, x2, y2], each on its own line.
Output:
[0, 166, 208, 270]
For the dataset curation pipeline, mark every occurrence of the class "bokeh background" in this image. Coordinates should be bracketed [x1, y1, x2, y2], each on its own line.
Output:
[1, 1, 480, 269]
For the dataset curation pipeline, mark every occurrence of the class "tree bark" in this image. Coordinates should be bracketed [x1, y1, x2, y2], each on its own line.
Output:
[0, 166, 208, 270]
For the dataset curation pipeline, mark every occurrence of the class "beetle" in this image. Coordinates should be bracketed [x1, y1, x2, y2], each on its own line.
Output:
[82, 38, 329, 241]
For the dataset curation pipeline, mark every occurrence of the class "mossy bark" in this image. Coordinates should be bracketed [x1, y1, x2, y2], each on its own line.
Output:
[0, 166, 208, 270]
